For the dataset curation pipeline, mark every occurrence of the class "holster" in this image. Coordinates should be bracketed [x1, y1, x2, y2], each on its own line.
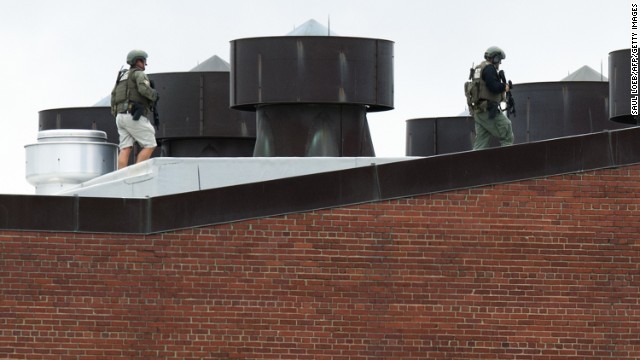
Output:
[488, 101, 500, 119]
[130, 102, 144, 121]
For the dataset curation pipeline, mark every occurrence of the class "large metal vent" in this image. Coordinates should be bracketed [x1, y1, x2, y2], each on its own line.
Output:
[406, 116, 478, 156]
[609, 49, 638, 124]
[39, 107, 118, 144]
[149, 71, 256, 157]
[509, 81, 631, 143]
[230, 36, 394, 157]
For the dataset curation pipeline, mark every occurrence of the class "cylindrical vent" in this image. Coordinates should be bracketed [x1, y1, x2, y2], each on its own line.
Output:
[25, 129, 118, 195]
[230, 36, 394, 111]
[511, 81, 632, 142]
[230, 36, 393, 157]
[609, 49, 638, 124]
[148, 71, 256, 157]
[148, 72, 256, 140]
[255, 104, 375, 157]
[39, 107, 118, 144]
[406, 117, 478, 156]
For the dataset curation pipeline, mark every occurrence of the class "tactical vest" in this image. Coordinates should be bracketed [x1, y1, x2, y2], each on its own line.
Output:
[475, 61, 503, 103]
[465, 61, 506, 115]
[111, 68, 152, 115]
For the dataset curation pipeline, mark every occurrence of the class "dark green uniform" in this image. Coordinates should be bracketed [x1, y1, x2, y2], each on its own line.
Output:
[472, 61, 513, 150]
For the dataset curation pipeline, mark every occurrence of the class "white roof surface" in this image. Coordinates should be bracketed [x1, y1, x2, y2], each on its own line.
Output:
[58, 157, 413, 198]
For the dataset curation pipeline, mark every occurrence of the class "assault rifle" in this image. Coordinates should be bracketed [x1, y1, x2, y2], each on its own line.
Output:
[115, 65, 126, 84]
[150, 80, 160, 128]
[498, 70, 516, 117]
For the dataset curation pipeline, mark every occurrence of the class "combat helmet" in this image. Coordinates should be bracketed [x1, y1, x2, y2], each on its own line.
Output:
[484, 46, 506, 64]
[126, 49, 148, 66]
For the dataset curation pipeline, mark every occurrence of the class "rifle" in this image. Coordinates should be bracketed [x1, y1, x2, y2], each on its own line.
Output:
[115, 65, 126, 84]
[149, 80, 160, 128]
[498, 69, 516, 117]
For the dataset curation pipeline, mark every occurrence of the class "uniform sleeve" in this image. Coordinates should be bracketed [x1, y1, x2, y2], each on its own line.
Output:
[482, 65, 506, 94]
[132, 70, 158, 102]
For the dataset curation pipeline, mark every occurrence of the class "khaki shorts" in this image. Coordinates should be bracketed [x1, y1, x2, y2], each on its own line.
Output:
[116, 113, 157, 149]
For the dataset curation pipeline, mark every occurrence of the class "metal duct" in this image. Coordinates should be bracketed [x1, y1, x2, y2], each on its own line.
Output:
[25, 130, 117, 195]
[230, 36, 394, 157]
[511, 81, 632, 142]
[39, 107, 118, 144]
[406, 116, 477, 156]
[254, 104, 374, 157]
[609, 49, 638, 124]
[148, 71, 256, 157]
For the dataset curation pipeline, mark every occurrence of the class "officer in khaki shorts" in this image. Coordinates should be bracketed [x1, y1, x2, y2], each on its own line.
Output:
[110, 49, 159, 169]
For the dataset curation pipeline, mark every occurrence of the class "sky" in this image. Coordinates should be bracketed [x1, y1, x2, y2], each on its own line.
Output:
[0, 0, 630, 194]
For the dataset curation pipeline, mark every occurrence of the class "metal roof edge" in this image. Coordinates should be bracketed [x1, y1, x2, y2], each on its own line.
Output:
[1, 127, 639, 234]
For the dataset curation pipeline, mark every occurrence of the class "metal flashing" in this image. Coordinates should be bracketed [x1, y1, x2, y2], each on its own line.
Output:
[2, 127, 639, 234]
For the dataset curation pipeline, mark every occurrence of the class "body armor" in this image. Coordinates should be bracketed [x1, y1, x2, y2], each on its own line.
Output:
[110, 68, 155, 116]
[475, 61, 504, 104]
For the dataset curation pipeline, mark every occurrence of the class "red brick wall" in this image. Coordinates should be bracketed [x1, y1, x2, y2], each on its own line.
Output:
[1, 165, 640, 359]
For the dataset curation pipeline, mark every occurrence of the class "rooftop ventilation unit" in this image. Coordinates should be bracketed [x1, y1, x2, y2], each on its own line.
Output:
[230, 35, 394, 157]
[406, 116, 479, 156]
[148, 71, 256, 157]
[609, 49, 638, 124]
[39, 107, 117, 143]
[25, 129, 118, 195]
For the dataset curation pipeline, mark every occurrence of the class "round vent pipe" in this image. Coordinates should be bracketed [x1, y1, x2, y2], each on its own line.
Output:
[25, 129, 118, 195]
[609, 48, 638, 124]
[230, 36, 394, 157]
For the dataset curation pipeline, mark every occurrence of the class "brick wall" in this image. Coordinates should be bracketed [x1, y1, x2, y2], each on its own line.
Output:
[1, 165, 640, 359]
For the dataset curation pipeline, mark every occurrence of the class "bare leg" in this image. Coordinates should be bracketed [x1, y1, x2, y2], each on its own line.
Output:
[136, 147, 156, 164]
[118, 147, 132, 169]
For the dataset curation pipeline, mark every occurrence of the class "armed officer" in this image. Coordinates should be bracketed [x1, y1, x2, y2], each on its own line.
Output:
[471, 46, 514, 150]
[110, 49, 159, 169]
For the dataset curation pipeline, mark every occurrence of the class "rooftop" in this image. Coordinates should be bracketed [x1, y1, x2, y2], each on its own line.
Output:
[2, 126, 639, 234]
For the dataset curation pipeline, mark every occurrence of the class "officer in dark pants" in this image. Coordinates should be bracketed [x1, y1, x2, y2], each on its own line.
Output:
[471, 46, 513, 150]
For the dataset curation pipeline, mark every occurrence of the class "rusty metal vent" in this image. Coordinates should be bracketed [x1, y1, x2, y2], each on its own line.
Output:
[230, 36, 393, 156]
[609, 49, 638, 124]
[149, 71, 256, 157]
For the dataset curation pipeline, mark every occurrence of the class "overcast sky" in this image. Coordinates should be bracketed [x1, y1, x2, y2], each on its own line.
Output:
[0, 0, 629, 194]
